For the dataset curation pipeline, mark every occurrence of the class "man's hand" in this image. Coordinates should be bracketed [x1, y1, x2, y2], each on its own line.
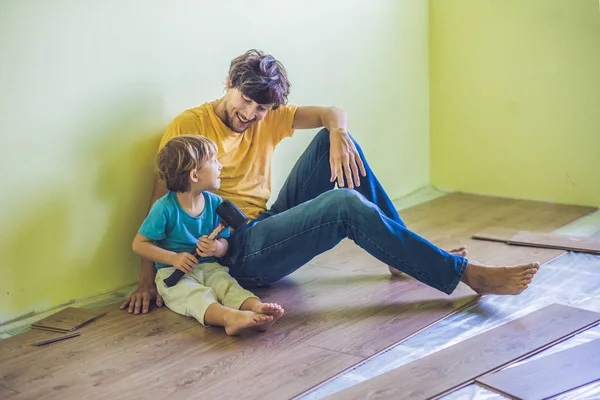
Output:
[196, 236, 228, 258]
[120, 281, 163, 315]
[292, 106, 365, 188]
[329, 129, 366, 189]
[170, 252, 199, 273]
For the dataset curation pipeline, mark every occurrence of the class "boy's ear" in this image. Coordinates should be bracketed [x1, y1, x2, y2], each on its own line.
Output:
[189, 169, 199, 183]
[225, 76, 233, 91]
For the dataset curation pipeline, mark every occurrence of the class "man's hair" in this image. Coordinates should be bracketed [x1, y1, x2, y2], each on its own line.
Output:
[228, 49, 291, 109]
[157, 135, 217, 192]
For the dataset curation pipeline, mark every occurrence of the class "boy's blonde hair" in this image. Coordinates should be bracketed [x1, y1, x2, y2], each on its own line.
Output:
[157, 135, 218, 192]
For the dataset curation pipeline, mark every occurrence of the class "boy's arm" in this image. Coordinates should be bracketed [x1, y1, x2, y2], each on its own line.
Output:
[121, 174, 168, 315]
[132, 234, 198, 273]
[132, 233, 175, 266]
[196, 237, 229, 258]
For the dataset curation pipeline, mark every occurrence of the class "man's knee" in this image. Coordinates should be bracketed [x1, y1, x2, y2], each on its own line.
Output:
[312, 128, 331, 150]
[320, 188, 369, 215]
[301, 128, 332, 161]
[315, 128, 330, 142]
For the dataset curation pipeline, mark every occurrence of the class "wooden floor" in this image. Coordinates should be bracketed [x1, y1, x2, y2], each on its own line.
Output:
[0, 194, 594, 400]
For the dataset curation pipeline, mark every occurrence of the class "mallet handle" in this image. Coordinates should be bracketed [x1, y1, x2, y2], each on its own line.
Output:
[163, 222, 227, 287]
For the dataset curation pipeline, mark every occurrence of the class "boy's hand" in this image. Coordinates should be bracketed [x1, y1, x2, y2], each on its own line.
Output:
[197, 236, 227, 258]
[170, 252, 198, 273]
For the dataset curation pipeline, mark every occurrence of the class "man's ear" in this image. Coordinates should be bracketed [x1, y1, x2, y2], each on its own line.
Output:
[225, 76, 233, 91]
[189, 169, 199, 183]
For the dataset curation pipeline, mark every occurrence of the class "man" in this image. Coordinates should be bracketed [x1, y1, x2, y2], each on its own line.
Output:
[122, 49, 539, 315]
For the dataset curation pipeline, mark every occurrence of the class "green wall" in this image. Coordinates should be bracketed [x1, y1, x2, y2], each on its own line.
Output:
[0, 1, 431, 321]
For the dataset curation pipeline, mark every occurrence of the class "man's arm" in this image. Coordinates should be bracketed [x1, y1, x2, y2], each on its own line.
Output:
[292, 106, 366, 189]
[120, 174, 169, 314]
[292, 106, 347, 131]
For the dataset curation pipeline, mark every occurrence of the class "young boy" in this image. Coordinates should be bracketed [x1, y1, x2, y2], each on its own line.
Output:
[132, 135, 284, 335]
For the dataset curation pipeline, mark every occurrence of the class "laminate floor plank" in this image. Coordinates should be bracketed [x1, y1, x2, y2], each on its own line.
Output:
[326, 304, 600, 400]
[473, 228, 600, 255]
[0, 306, 197, 391]
[476, 338, 600, 400]
[0, 384, 18, 399]
[31, 307, 106, 332]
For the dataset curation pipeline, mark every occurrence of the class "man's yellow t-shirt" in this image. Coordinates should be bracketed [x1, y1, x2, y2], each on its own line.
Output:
[158, 102, 298, 220]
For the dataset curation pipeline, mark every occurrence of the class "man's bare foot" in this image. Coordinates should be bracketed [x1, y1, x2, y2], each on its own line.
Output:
[389, 246, 469, 276]
[251, 303, 285, 332]
[223, 310, 273, 336]
[462, 262, 540, 295]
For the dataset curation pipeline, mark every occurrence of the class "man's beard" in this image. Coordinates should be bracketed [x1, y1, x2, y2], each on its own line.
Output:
[224, 109, 248, 134]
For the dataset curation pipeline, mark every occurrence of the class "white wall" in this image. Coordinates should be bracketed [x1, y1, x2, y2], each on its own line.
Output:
[0, 0, 430, 320]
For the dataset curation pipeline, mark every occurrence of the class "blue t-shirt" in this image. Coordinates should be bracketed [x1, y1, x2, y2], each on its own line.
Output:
[138, 191, 230, 270]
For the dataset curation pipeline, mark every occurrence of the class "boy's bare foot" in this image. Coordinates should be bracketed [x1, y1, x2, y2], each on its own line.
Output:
[251, 303, 285, 332]
[462, 262, 540, 295]
[389, 246, 468, 276]
[223, 310, 273, 336]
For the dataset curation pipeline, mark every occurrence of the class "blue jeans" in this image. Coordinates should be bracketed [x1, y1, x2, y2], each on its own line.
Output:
[222, 129, 468, 294]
